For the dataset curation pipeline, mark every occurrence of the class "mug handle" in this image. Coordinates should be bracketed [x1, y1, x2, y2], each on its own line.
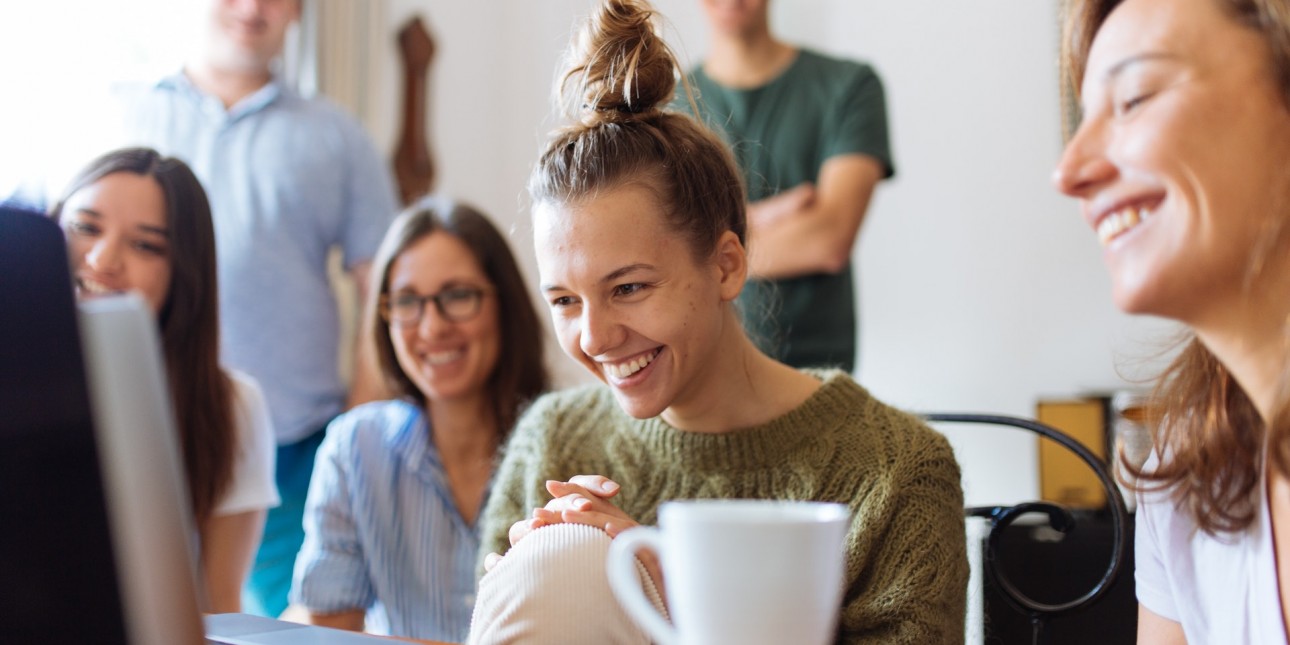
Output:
[606, 527, 676, 645]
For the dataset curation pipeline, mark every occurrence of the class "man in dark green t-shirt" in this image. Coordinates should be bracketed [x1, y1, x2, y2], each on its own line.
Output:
[678, 0, 894, 372]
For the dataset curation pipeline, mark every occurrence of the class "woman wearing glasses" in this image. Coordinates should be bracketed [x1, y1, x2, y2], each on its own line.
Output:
[290, 198, 549, 642]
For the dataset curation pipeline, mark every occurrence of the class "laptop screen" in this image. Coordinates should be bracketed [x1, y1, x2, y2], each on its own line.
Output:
[0, 206, 130, 644]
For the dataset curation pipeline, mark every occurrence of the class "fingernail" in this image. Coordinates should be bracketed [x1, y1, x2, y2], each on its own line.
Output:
[602, 480, 620, 493]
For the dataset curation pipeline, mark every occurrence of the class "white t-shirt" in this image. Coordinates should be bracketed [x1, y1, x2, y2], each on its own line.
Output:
[211, 371, 281, 516]
[1135, 452, 1286, 644]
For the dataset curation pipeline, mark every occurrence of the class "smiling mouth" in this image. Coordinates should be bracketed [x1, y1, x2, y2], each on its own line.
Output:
[1097, 205, 1155, 246]
[77, 276, 123, 297]
[425, 349, 465, 366]
[603, 348, 661, 380]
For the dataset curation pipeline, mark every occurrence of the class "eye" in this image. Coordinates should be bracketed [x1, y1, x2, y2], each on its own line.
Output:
[392, 293, 422, 308]
[66, 220, 100, 237]
[440, 287, 479, 304]
[132, 240, 168, 256]
[550, 295, 578, 308]
[613, 283, 647, 297]
[1115, 92, 1154, 117]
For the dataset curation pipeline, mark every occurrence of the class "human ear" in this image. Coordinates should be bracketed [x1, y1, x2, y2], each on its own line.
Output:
[712, 230, 747, 302]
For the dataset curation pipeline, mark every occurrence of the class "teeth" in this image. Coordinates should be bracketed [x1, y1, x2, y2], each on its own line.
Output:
[78, 277, 118, 296]
[426, 349, 464, 366]
[1096, 205, 1152, 246]
[605, 350, 659, 380]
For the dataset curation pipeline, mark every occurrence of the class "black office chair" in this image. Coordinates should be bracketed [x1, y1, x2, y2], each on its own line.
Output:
[922, 413, 1131, 645]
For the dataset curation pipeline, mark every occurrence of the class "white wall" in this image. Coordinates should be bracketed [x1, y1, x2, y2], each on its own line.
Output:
[368, 0, 1176, 507]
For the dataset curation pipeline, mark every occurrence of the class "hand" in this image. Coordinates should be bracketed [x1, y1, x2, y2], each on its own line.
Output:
[749, 182, 816, 229]
[485, 475, 636, 573]
[532, 476, 639, 535]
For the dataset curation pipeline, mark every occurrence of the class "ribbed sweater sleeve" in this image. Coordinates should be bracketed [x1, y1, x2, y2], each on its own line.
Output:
[476, 370, 967, 644]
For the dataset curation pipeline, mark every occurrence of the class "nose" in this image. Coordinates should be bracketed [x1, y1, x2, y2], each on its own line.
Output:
[1051, 118, 1117, 198]
[84, 238, 123, 274]
[415, 301, 453, 338]
[578, 303, 623, 359]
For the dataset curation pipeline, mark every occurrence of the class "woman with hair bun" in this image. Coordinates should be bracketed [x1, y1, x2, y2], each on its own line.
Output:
[465, 1, 967, 643]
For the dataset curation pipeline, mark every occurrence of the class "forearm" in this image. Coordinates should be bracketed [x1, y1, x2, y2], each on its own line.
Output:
[748, 208, 861, 279]
[746, 155, 882, 280]
[345, 261, 386, 407]
[201, 510, 267, 613]
[307, 609, 366, 632]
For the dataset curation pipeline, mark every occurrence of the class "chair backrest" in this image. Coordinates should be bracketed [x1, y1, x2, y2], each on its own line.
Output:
[924, 413, 1131, 645]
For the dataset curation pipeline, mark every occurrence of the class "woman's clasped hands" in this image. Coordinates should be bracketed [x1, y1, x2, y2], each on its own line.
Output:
[483, 475, 641, 573]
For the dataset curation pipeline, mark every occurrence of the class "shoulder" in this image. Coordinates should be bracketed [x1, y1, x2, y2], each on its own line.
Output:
[227, 370, 274, 443]
[792, 50, 884, 100]
[796, 49, 881, 82]
[507, 385, 623, 451]
[275, 89, 369, 135]
[322, 399, 422, 457]
[518, 384, 620, 430]
[806, 369, 956, 465]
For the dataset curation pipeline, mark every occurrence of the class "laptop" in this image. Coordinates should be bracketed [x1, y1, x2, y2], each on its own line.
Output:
[2, 208, 404, 645]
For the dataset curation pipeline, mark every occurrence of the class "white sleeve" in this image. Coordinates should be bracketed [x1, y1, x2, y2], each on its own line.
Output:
[212, 371, 282, 516]
[1133, 452, 1179, 622]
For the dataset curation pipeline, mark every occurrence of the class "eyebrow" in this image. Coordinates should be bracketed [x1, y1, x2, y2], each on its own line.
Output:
[1102, 52, 1180, 82]
[600, 263, 655, 284]
[540, 263, 657, 292]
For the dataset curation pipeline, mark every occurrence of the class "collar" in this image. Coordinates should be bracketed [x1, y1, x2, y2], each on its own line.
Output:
[156, 69, 285, 119]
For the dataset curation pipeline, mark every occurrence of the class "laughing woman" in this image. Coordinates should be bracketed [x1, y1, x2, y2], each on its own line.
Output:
[1055, 0, 1290, 642]
[51, 147, 279, 613]
[464, 1, 967, 644]
[290, 200, 549, 642]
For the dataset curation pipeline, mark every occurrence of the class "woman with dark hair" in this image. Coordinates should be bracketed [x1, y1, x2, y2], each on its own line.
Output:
[463, 1, 967, 643]
[290, 197, 550, 642]
[1054, 0, 1290, 642]
[50, 146, 279, 613]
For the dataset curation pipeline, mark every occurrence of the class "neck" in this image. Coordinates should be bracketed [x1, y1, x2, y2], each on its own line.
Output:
[426, 394, 499, 462]
[184, 60, 273, 109]
[704, 26, 795, 89]
[660, 307, 815, 433]
[1192, 278, 1290, 424]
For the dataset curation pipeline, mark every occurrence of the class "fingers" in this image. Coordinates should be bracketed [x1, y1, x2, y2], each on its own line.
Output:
[483, 552, 502, 572]
[546, 476, 620, 499]
[508, 516, 545, 547]
[557, 508, 639, 537]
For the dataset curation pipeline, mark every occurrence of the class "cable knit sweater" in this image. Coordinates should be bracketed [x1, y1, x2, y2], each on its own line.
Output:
[477, 369, 968, 644]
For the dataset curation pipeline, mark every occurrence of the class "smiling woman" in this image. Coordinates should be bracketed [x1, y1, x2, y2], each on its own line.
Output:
[465, 1, 968, 644]
[49, 147, 280, 615]
[289, 198, 549, 642]
[1055, 0, 1290, 642]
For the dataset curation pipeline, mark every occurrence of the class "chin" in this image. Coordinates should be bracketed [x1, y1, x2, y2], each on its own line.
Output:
[609, 389, 668, 420]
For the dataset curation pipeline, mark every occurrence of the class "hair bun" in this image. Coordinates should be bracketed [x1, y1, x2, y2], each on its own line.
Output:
[561, 0, 678, 125]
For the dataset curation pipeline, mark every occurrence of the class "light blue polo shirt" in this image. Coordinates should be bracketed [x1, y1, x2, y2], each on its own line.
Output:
[113, 73, 399, 443]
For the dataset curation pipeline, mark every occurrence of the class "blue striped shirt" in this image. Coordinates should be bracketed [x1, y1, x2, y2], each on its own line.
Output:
[291, 401, 482, 641]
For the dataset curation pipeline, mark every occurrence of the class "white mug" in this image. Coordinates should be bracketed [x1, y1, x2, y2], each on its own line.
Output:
[606, 499, 849, 645]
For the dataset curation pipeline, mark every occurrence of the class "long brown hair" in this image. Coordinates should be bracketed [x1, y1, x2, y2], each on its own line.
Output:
[51, 147, 235, 524]
[529, 0, 747, 261]
[367, 197, 550, 437]
[1062, 0, 1290, 534]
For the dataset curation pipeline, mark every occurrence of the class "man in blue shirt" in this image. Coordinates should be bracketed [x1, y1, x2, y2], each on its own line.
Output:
[113, 0, 399, 617]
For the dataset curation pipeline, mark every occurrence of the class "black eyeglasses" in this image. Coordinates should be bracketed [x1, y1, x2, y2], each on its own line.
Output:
[380, 286, 491, 326]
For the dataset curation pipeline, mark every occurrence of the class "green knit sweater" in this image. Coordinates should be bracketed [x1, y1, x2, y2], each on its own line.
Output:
[478, 369, 968, 644]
